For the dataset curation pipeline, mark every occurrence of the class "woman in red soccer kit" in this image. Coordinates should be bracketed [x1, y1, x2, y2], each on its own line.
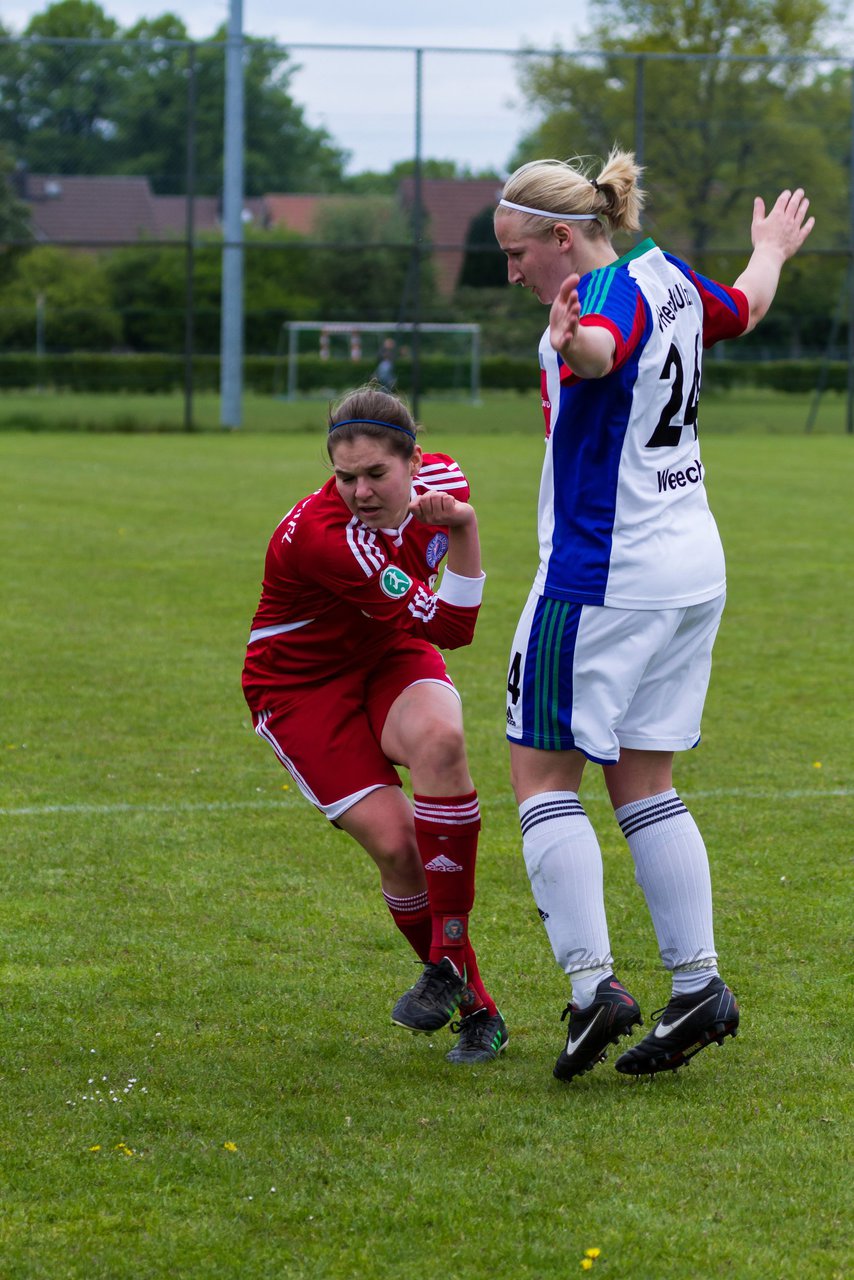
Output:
[242, 385, 508, 1063]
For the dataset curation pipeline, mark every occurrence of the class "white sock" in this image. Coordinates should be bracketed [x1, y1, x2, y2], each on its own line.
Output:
[615, 790, 718, 995]
[519, 791, 613, 1003]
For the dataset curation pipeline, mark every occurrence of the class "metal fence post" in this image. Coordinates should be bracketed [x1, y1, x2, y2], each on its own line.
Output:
[220, 0, 245, 430]
[183, 42, 197, 433]
[410, 46, 424, 420]
[634, 53, 645, 179]
[848, 59, 854, 433]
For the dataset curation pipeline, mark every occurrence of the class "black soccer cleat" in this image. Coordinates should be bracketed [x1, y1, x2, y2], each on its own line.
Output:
[615, 975, 739, 1076]
[391, 957, 467, 1033]
[553, 976, 643, 1082]
[446, 1009, 509, 1064]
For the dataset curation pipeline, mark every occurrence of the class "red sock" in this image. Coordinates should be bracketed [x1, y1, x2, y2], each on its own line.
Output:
[412, 791, 496, 1015]
[413, 791, 478, 973]
[458, 943, 498, 1017]
[382, 888, 431, 963]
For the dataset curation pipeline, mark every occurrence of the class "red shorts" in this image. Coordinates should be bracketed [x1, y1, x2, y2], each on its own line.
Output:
[248, 641, 455, 821]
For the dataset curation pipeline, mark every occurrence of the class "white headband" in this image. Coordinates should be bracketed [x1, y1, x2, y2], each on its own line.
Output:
[498, 198, 599, 221]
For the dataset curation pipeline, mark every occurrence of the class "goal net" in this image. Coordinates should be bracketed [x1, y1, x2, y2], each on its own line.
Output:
[275, 321, 482, 403]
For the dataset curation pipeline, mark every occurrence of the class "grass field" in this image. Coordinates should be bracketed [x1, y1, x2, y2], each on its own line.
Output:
[0, 384, 849, 436]
[0, 415, 851, 1279]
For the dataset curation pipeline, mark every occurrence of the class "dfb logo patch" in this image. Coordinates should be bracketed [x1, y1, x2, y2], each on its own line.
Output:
[379, 566, 412, 598]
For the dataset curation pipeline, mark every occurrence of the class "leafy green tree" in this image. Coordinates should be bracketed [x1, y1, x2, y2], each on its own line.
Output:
[509, 0, 848, 353]
[346, 159, 500, 195]
[0, 145, 31, 245]
[454, 280, 546, 358]
[307, 196, 435, 323]
[0, 1, 123, 174]
[0, 2, 348, 194]
[0, 244, 120, 349]
[512, 0, 844, 255]
[458, 205, 508, 288]
[107, 13, 196, 192]
[103, 227, 319, 355]
[113, 21, 349, 195]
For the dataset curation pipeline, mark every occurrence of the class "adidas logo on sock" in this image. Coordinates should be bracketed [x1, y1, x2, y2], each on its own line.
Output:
[424, 854, 463, 872]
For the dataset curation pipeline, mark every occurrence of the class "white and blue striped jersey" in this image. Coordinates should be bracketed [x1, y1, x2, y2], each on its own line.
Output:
[535, 239, 749, 608]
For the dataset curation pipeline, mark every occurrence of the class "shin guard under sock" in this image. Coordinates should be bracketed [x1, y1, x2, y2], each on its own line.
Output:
[413, 789, 482, 974]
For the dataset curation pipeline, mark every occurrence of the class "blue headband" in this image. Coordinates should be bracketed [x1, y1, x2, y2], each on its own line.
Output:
[328, 417, 417, 441]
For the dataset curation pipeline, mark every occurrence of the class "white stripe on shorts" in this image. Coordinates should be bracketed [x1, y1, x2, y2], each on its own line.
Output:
[253, 710, 384, 821]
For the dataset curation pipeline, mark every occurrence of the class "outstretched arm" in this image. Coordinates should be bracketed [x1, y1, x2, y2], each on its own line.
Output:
[734, 188, 815, 333]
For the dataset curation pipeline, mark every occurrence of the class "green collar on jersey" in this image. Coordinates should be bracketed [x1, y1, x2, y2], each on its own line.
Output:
[608, 236, 656, 267]
[580, 239, 657, 316]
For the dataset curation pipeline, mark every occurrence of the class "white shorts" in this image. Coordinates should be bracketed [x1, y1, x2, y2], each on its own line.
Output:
[505, 589, 726, 763]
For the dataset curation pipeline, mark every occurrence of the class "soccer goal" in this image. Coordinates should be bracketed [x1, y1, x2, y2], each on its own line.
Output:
[275, 321, 482, 403]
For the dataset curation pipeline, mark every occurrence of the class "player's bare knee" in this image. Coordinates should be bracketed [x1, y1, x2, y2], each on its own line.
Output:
[370, 836, 422, 883]
[409, 719, 467, 778]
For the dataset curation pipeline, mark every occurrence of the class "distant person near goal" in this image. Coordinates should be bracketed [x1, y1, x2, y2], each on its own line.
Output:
[373, 338, 397, 391]
[494, 148, 813, 1081]
[242, 385, 507, 1064]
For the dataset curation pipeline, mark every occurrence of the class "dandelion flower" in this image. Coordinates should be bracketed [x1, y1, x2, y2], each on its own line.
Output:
[585, 1249, 601, 1259]
[223, 1142, 238, 1152]
[89, 1145, 101, 1152]
[581, 1261, 593, 1272]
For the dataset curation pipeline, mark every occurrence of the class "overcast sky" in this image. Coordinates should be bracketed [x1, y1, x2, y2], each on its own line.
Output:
[3, 0, 596, 173]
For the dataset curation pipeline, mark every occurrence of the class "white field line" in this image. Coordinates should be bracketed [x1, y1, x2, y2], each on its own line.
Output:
[0, 788, 850, 819]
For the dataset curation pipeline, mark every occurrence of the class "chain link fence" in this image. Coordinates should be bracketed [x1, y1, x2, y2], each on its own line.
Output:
[0, 35, 851, 425]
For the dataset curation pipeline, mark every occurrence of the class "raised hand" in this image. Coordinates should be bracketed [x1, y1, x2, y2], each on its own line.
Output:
[750, 188, 815, 264]
[549, 272, 582, 356]
[735, 187, 815, 331]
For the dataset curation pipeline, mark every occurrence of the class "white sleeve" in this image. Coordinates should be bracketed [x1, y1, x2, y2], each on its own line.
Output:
[437, 567, 486, 607]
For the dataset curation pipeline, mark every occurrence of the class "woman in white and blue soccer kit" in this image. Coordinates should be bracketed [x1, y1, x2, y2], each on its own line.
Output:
[494, 149, 813, 1080]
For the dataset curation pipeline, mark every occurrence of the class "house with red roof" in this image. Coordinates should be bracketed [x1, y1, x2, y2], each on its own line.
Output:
[14, 173, 503, 295]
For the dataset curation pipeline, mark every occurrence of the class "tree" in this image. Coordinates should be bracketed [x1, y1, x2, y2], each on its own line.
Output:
[0, 1, 123, 174]
[458, 205, 508, 288]
[0, 145, 31, 247]
[116, 22, 349, 196]
[346, 159, 501, 196]
[511, 0, 845, 259]
[109, 13, 197, 193]
[0, 244, 120, 350]
[307, 196, 434, 323]
[103, 227, 319, 355]
[0, 2, 349, 194]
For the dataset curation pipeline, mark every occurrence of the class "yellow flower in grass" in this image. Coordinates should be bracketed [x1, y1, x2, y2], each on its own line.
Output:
[223, 1141, 238, 1152]
[581, 1262, 593, 1272]
[585, 1249, 601, 1259]
[88, 1145, 101, 1152]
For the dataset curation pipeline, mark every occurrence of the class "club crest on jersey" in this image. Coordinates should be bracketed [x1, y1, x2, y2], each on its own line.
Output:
[425, 532, 449, 568]
[379, 565, 412, 598]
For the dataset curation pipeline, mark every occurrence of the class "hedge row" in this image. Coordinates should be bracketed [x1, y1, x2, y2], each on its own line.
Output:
[0, 353, 847, 395]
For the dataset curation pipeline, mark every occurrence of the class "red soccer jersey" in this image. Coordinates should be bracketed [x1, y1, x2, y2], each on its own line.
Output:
[242, 453, 482, 698]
